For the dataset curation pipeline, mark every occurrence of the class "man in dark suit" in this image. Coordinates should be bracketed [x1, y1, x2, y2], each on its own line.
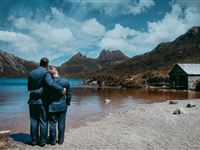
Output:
[47, 67, 71, 145]
[28, 58, 66, 147]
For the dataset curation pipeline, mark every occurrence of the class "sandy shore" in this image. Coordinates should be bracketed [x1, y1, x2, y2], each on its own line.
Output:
[5, 99, 200, 149]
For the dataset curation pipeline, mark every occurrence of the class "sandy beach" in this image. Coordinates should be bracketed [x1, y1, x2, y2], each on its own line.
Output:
[3, 99, 200, 150]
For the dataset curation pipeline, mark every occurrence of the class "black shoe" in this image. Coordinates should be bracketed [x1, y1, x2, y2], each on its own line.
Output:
[50, 142, 56, 145]
[57, 141, 63, 145]
[40, 143, 46, 147]
[31, 141, 37, 146]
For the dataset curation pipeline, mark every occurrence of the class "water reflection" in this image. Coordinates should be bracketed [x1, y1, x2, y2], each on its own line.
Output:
[0, 79, 200, 132]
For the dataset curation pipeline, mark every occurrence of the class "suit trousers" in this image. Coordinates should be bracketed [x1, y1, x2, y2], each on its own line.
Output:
[29, 104, 48, 145]
[48, 110, 67, 144]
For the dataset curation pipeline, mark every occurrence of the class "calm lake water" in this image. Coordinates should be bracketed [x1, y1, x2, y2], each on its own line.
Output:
[0, 78, 200, 133]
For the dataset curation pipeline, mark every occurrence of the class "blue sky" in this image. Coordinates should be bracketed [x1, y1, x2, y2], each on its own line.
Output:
[0, 0, 200, 65]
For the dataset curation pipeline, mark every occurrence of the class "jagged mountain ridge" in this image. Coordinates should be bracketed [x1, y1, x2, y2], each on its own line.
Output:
[0, 49, 129, 77]
[93, 26, 200, 76]
[0, 50, 38, 77]
[58, 49, 129, 76]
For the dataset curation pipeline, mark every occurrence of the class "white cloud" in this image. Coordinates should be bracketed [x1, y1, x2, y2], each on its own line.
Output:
[82, 18, 106, 36]
[1, 1, 200, 65]
[106, 24, 138, 39]
[125, 0, 155, 15]
[32, 23, 74, 48]
[184, 7, 200, 27]
[2, 12, 76, 63]
[73, 0, 155, 16]
[173, 0, 200, 11]
[9, 16, 74, 51]
[5, 8, 106, 63]
[51, 7, 65, 20]
[0, 30, 37, 52]
[137, 4, 200, 45]
[100, 3, 200, 54]
[100, 38, 136, 51]
[138, 4, 186, 44]
[100, 24, 137, 51]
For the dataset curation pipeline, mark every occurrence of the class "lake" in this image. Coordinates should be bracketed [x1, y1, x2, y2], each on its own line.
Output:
[0, 78, 200, 133]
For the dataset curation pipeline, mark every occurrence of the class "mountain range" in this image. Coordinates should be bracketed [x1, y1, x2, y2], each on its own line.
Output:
[93, 26, 200, 77]
[0, 49, 129, 77]
[0, 26, 200, 78]
[58, 50, 129, 77]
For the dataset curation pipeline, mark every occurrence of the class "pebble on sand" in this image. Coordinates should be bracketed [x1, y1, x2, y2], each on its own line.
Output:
[169, 100, 178, 105]
[186, 103, 196, 108]
[173, 108, 185, 115]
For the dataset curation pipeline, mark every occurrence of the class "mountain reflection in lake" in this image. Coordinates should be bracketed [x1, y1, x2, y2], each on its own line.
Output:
[0, 78, 200, 133]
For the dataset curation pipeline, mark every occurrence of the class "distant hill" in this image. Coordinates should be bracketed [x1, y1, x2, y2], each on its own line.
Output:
[58, 50, 129, 77]
[93, 26, 200, 77]
[0, 50, 38, 77]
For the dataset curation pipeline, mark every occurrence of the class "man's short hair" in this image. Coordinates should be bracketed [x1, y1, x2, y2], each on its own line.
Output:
[40, 57, 49, 67]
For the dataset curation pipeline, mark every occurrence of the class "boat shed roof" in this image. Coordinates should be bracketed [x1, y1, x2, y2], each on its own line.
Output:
[177, 63, 200, 75]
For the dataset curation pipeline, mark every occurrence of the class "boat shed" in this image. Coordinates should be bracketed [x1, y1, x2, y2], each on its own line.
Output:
[169, 64, 200, 89]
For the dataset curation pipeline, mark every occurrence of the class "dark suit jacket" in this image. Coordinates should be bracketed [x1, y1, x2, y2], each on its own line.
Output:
[47, 77, 71, 112]
[28, 67, 64, 105]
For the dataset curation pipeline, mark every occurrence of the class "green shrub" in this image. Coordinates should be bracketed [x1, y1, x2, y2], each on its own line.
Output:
[147, 76, 169, 84]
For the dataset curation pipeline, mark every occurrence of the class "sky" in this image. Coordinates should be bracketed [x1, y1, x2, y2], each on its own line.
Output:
[0, 0, 200, 66]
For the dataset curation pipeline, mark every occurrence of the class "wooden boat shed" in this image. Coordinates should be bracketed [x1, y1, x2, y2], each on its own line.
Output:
[169, 64, 200, 89]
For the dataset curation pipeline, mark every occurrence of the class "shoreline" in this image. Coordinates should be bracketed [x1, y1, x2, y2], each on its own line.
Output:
[3, 99, 200, 150]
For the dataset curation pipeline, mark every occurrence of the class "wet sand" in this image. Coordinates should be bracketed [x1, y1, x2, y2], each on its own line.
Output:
[6, 99, 200, 150]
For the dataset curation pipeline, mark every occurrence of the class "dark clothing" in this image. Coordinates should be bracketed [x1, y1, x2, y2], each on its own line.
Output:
[29, 105, 48, 144]
[47, 77, 71, 112]
[46, 77, 71, 144]
[49, 110, 67, 144]
[30, 76, 71, 145]
[28, 67, 64, 105]
[28, 67, 64, 145]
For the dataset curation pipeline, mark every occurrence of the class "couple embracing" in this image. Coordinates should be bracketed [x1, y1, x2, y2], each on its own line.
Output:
[28, 57, 71, 147]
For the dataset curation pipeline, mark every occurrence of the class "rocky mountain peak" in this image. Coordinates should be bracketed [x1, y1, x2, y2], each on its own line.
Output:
[173, 26, 200, 43]
[75, 52, 83, 56]
[59, 49, 129, 76]
[74, 52, 84, 58]
[187, 26, 200, 35]
[98, 49, 129, 61]
[68, 52, 87, 62]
